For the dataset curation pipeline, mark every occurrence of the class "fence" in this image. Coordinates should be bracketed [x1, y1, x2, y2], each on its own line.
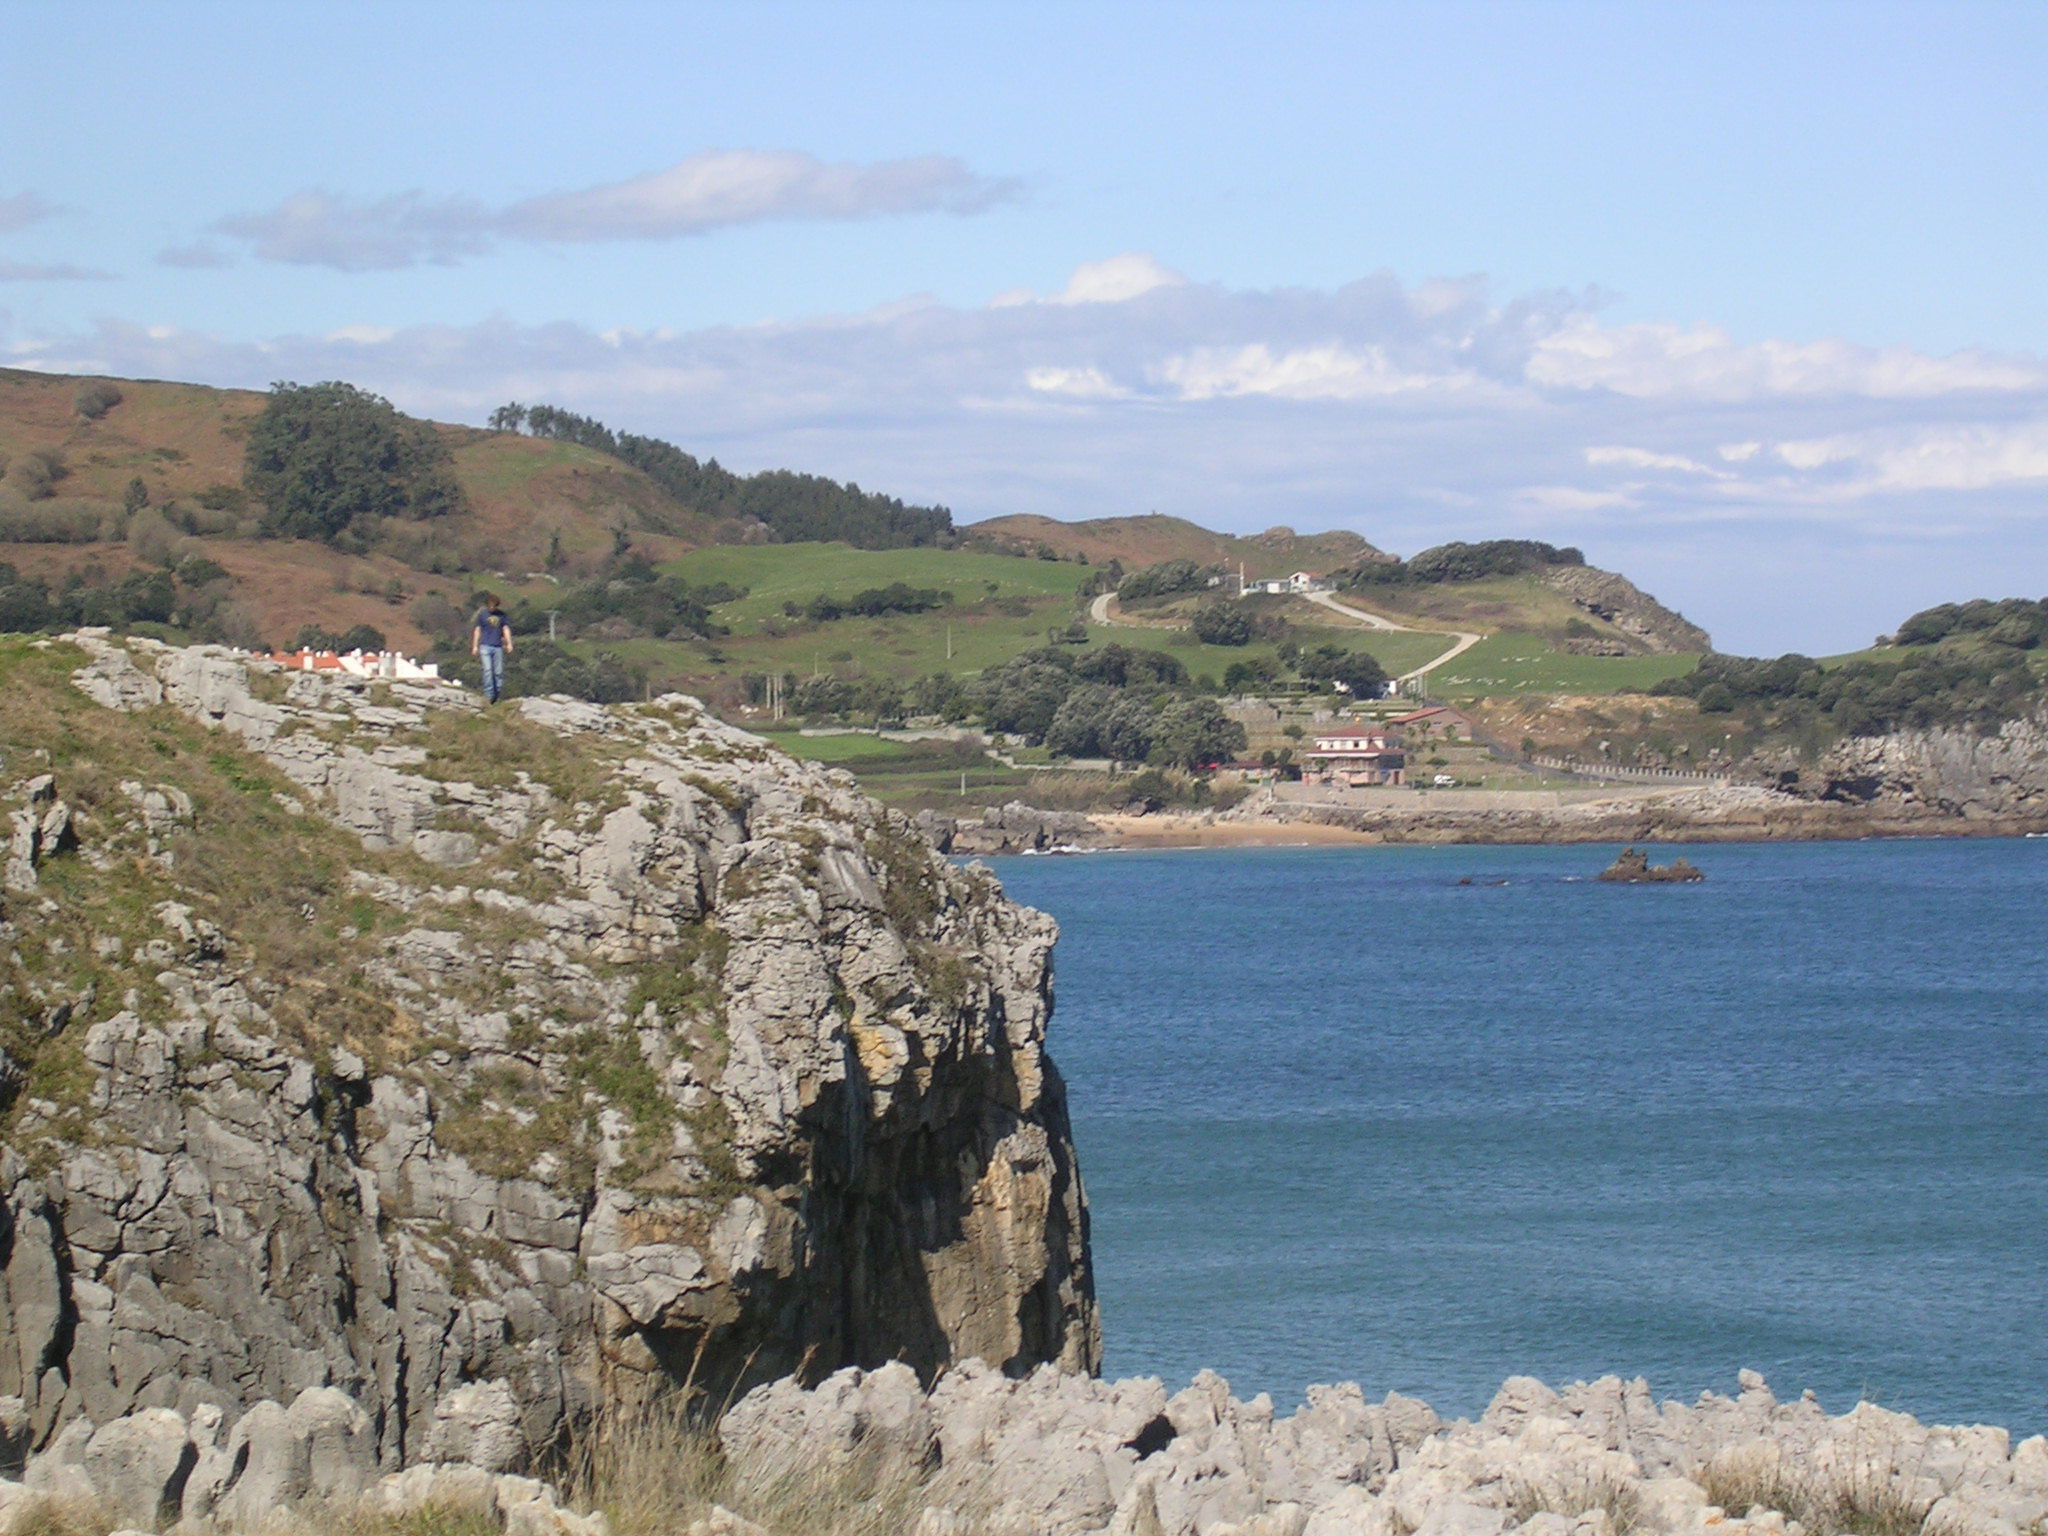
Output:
[1526, 755, 1729, 785]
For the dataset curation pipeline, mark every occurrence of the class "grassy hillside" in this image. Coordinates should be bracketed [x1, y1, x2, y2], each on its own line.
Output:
[2, 366, 1721, 729]
[969, 511, 1384, 578]
[0, 368, 725, 650]
[1426, 634, 1701, 697]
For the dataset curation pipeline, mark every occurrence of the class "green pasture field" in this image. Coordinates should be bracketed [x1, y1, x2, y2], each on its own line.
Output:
[1426, 634, 1701, 697]
[750, 727, 1053, 810]
[755, 730, 948, 763]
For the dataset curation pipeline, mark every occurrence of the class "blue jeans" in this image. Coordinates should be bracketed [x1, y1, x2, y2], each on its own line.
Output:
[479, 646, 505, 701]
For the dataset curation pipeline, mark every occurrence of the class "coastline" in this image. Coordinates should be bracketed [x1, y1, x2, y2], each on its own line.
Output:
[952, 790, 2048, 854]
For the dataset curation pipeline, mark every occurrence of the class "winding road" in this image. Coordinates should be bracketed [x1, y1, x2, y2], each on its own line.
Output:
[1086, 589, 1483, 684]
[1299, 590, 1484, 683]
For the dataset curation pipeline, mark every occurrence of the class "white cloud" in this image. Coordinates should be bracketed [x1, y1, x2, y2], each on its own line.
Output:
[1051, 253, 1185, 305]
[0, 192, 59, 236]
[210, 151, 1018, 271]
[1585, 445, 1727, 477]
[1530, 317, 2045, 401]
[1154, 343, 1483, 401]
[1518, 485, 1640, 512]
[1778, 420, 2048, 492]
[12, 265, 2048, 654]
[1024, 366, 1128, 399]
[991, 252, 1187, 308]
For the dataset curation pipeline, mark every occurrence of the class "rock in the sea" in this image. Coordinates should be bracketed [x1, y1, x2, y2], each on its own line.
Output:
[1596, 846, 1704, 882]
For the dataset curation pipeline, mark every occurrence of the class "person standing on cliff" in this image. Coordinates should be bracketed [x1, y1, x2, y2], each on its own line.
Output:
[471, 594, 514, 703]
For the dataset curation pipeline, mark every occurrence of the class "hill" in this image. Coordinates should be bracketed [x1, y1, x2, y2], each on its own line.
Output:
[0, 368, 732, 649]
[1, 367, 1721, 717]
[967, 511, 1386, 578]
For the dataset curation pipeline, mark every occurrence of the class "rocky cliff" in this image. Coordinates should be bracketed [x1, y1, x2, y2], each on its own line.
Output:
[0, 632, 1096, 1475]
[1537, 567, 1712, 655]
[1756, 712, 2048, 825]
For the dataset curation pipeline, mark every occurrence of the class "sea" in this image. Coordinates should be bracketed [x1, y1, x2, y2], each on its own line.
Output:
[989, 837, 2048, 1435]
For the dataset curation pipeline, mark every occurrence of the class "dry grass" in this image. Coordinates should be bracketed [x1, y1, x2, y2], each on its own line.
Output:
[1501, 1465, 1644, 1534]
[560, 1401, 989, 1536]
[1698, 1441, 1942, 1536]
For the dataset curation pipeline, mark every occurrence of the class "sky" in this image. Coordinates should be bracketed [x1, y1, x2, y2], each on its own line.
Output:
[4, 0, 2045, 655]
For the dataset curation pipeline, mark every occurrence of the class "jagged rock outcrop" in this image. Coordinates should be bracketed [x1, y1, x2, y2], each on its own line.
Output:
[1595, 848, 1703, 883]
[916, 802, 1106, 857]
[1539, 567, 1711, 655]
[3, 1384, 605, 1536]
[1757, 713, 2048, 824]
[0, 632, 1096, 1478]
[715, 1363, 2048, 1536]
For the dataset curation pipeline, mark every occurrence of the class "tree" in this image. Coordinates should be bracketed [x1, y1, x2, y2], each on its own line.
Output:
[1150, 698, 1247, 769]
[1300, 647, 1387, 697]
[122, 477, 150, 515]
[244, 381, 465, 543]
[1191, 603, 1254, 646]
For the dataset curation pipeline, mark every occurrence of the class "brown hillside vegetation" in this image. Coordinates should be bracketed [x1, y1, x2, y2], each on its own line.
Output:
[0, 368, 730, 647]
[969, 511, 1386, 578]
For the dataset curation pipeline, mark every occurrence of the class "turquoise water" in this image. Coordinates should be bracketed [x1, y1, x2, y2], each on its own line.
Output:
[989, 839, 2048, 1433]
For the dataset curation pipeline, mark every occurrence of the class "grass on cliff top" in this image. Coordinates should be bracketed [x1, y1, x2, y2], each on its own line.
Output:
[0, 638, 422, 1148]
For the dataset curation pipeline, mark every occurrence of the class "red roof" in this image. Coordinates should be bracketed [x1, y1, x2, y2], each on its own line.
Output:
[1389, 707, 1454, 724]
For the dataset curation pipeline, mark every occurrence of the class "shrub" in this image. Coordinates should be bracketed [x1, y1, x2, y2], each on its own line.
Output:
[73, 380, 123, 419]
[4, 448, 68, 502]
[195, 483, 248, 512]
[0, 496, 114, 543]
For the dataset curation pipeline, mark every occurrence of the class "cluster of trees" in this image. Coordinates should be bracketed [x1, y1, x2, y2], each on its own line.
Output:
[1894, 597, 2047, 650]
[244, 382, 465, 543]
[783, 582, 950, 623]
[1187, 602, 1294, 648]
[1116, 559, 1221, 602]
[1341, 540, 1585, 587]
[0, 559, 218, 634]
[290, 622, 389, 653]
[505, 557, 741, 643]
[763, 641, 1244, 767]
[1654, 649, 2042, 735]
[1219, 642, 1389, 696]
[491, 402, 954, 549]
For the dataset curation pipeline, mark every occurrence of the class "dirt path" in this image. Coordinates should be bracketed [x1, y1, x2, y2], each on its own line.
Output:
[1300, 589, 1484, 682]
[1085, 592, 1178, 630]
[1086, 585, 1485, 685]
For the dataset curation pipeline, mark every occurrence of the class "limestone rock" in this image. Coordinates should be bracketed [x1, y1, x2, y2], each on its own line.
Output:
[4, 634, 1096, 1475]
[79, 1409, 193, 1529]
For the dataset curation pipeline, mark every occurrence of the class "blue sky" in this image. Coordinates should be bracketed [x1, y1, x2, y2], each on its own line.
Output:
[4, 0, 2045, 654]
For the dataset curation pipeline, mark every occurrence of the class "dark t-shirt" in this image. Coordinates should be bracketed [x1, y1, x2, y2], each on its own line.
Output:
[474, 610, 510, 649]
